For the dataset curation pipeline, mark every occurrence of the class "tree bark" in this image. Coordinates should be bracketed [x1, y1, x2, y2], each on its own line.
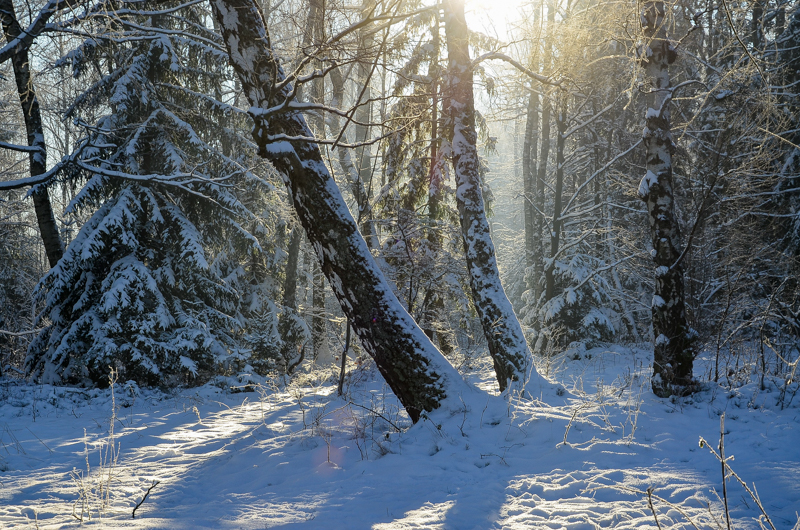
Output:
[328, 65, 376, 245]
[532, 1, 554, 314]
[421, 14, 451, 356]
[522, 89, 539, 270]
[354, 0, 375, 215]
[210, 0, 469, 421]
[544, 97, 566, 302]
[306, 0, 329, 363]
[639, 0, 695, 396]
[442, 0, 532, 392]
[0, 0, 64, 268]
[278, 225, 303, 372]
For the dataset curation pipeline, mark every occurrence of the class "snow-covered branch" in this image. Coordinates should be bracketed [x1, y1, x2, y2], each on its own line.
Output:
[472, 51, 562, 87]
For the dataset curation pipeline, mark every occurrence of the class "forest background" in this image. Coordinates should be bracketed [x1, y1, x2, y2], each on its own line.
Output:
[0, 0, 798, 418]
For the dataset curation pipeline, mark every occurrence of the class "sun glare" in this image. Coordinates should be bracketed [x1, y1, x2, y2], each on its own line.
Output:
[467, 0, 531, 42]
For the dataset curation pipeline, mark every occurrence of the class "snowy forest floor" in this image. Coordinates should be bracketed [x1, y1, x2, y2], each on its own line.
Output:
[1, 346, 799, 529]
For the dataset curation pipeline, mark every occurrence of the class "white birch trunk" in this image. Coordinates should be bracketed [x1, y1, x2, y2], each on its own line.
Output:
[639, 0, 695, 396]
[442, 0, 547, 393]
[210, 0, 470, 421]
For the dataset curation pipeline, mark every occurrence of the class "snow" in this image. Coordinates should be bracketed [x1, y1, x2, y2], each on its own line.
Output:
[651, 295, 665, 308]
[1, 347, 798, 529]
[638, 170, 659, 199]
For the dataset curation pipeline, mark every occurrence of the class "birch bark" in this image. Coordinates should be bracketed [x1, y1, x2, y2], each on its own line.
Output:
[639, 0, 695, 396]
[442, 0, 538, 392]
[210, 0, 470, 420]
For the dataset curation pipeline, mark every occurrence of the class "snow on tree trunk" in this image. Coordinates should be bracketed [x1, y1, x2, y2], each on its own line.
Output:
[210, 0, 469, 421]
[442, 0, 536, 392]
[0, 0, 63, 268]
[639, 0, 695, 397]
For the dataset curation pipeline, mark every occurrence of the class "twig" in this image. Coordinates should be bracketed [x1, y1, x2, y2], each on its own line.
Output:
[719, 413, 732, 530]
[562, 407, 580, 446]
[0, 328, 45, 337]
[132, 480, 159, 519]
[700, 417, 778, 530]
[647, 487, 664, 530]
[594, 484, 704, 530]
[348, 401, 401, 432]
[25, 427, 53, 455]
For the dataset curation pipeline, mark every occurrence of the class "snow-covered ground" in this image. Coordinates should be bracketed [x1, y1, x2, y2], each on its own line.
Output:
[1, 346, 798, 529]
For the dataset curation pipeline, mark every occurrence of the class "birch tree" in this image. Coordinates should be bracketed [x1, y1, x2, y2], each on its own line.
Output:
[442, 0, 531, 391]
[639, 0, 695, 396]
[209, 0, 474, 421]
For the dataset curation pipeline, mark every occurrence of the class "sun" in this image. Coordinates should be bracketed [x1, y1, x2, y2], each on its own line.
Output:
[466, 0, 533, 42]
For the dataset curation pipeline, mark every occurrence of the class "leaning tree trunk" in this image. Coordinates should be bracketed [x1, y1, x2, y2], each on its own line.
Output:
[0, 0, 63, 268]
[210, 0, 469, 422]
[442, 0, 534, 392]
[640, 0, 695, 397]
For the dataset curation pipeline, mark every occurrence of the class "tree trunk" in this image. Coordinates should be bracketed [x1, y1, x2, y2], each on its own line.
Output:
[640, 0, 695, 396]
[751, 0, 763, 49]
[354, 0, 376, 245]
[532, 1, 554, 314]
[420, 12, 452, 355]
[522, 89, 539, 270]
[282, 227, 302, 311]
[210, 0, 469, 421]
[306, 0, 329, 363]
[0, 0, 63, 268]
[328, 65, 376, 246]
[442, 0, 533, 392]
[544, 96, 566, 302]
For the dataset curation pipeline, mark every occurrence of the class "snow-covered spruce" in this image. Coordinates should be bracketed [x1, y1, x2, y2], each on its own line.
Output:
[26, 0, 278, 386]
